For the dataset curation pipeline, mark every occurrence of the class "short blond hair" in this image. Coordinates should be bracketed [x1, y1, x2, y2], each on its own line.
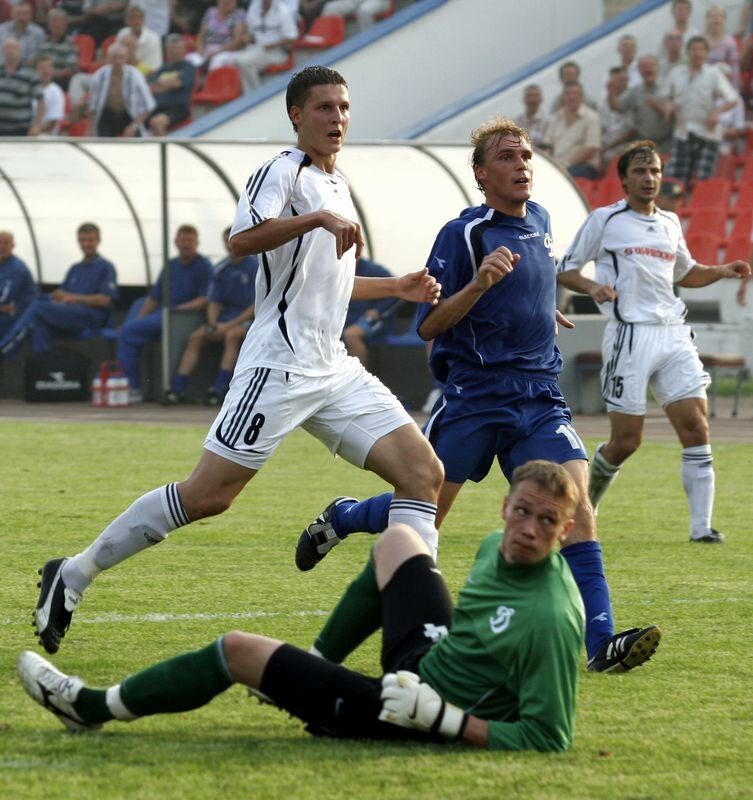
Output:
[510, 460, 580, 516]
[470, 117, 531, 193]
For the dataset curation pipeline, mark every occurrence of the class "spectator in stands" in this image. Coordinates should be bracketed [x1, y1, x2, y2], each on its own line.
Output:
[129, 0, 173, 38]
[600, 65, 634, 167]
[86, 41, 156, 135]
[298, 0, 326, 35]
[0, 222, 117, 358]
[185, 0, 246, 72]
[611, 54, 674, 156]
[161, 227, 257, 406]
[0, 2, 45, 65]
[0, 37, 45, 136]
[662, 35, 739, 187]
[37, 8, 79, 90]
[53, 0, 87, 34]
[319, 0, 391, 32]
[542, 80, 601, 179]
[514, 83, 548, 147]
[173, 0, 213, 35]
[0, 230, 37, 340]
[145, 33, 194, 135]
[549, 61, 597, 113]
[34, 53, 65, 134]
[117, 224, 212, 402]
[0, 0, 10, 24]
[658, 29, 685, 79]
[342, 257, 395, 369]
[613, 33, 641, 89]
[210, 0, 297, 92]
[79, 0, 128, 47]
[704, 4, 740, 89]
[668, 0, 698, 50]
[116, 3, 162, 74]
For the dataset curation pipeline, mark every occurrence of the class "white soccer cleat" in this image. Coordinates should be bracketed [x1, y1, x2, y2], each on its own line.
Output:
[17, 651, 99, 733]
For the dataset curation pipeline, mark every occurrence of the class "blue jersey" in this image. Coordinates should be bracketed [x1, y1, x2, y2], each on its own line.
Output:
[417, 202, 561, 384]
[150, 254, 212, 308]
[208, 255, 258, 320]
[60, 256, 118, 326]
[344, 258, 395, 328]
[0, 255, 37, 312]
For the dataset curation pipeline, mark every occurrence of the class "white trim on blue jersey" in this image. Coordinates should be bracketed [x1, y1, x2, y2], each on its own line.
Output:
[230, 147, 357, 376]
[558, 199, 695, 323]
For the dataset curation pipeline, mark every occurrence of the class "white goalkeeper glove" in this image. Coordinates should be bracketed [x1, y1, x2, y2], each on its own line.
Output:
[379, 670, 468, 740]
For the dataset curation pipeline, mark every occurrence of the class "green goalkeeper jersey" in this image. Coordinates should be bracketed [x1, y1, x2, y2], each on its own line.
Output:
[418, 531, 585, 752]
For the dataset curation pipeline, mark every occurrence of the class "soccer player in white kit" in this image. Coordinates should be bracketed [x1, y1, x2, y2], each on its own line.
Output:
[33, 66, 444, 655]
[557, 140, 750, 543]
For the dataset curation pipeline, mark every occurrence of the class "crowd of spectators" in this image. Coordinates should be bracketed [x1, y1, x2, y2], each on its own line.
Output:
[0, 0, 400, 137]
[523, 1, 753, 190]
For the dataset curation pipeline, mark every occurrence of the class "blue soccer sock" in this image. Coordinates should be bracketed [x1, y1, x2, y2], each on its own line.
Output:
[333, 493, 392, 538]
[172, 374, 189, 394]
[560, 540, 615, 659]
[212, 369, 233, 395]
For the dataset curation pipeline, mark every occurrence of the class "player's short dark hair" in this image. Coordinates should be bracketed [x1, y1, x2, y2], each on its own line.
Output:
[77, 222, 100, 237]
[617, 140, 661, 178]
[176, 224, 198, 238]
[286, 66, 347, 132]
[470, 116, 531, 193]
[510, 461, 580, 514]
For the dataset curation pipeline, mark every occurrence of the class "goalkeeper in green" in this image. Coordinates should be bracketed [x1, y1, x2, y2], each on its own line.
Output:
[20, 461, 653, 751]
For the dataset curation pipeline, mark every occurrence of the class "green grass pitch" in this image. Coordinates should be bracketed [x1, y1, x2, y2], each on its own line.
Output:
[1, 419, 752, 800]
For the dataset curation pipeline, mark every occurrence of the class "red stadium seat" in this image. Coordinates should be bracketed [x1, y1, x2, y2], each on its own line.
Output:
[73, 34, 96, 73]
[680, 177, 732, 217]
[729, 207, 753, 239]
[374, 0, 395, 20]
[685, 232, 724, 264]
[593, 176, 623, 207]
[724, 234, 752, 262]
[573, 177, 598, 208]
[684, 208, 728, 240]
[192, 66, 242, 107]
[296, 15, 346, 49]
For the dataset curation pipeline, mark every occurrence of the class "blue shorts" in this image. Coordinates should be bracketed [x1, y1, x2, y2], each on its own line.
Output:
[423, 366, 587, 484]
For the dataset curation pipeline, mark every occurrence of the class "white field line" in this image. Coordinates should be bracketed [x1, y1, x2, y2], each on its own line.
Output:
[1, 609, 330, 626]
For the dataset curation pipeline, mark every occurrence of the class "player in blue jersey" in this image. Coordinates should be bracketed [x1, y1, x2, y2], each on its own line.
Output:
[296, 117, 660, 673]
[0, 230, 37, 340]
[0, 222, 117, 357]
[160, 227, 259, 406]
[117, 223, 213, 401]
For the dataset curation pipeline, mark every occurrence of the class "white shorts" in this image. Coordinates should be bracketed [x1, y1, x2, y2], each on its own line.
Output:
[203, 356, 414, 470]
[601, 321, 710, 415]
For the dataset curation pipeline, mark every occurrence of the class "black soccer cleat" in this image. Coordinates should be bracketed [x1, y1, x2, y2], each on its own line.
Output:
[34, 558, 82, 655]
[689, 528, 725, 544]
[295, 497, 357, 572]
[587, 625, 662, 673]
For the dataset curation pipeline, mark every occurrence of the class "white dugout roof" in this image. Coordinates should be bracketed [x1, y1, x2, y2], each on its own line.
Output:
[0, 140, 588, 286]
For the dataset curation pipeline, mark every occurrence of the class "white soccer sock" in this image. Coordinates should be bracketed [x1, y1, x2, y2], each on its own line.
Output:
[62, 484, 190, 593]
[388, 498, 439, 561]
[682, 445, 715, 538]
[589, 444, 621, 512]
[105, 685, 139, 721]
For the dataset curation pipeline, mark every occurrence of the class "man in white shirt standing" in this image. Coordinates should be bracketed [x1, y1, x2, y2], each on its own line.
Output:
[557, 140, 750, 543]
[34, 54, 65, 134]
[661, 35, 739, 185]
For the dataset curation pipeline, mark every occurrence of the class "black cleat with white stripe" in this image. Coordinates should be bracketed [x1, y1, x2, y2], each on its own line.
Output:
[295, 496, 357, 572]
[34, 558, 82, 654]
[587, 625, 662, 673]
